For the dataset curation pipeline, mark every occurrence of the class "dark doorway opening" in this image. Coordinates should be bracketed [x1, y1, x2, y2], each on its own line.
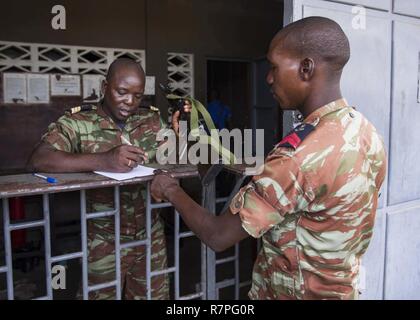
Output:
[206, 59, 252, 198]
[206, 60, 258, 299]
[206, 60, 252, 132]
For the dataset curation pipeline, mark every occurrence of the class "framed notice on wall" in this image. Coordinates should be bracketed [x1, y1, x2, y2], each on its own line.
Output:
[27, 74, 50, 103]
[3, 73, 27, 103]
[145, 76, 155, 95]
[50, 74, 81, 96]
[82, 74, 104, 102]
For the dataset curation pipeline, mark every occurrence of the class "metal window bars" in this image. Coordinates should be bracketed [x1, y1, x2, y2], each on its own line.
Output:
[0, 165, 255, 300]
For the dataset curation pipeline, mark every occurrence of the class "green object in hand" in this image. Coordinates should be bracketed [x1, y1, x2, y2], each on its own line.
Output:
[166, 94, 237, 165]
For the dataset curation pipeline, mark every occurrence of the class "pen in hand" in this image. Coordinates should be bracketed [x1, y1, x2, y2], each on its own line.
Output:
[33, 173, 58, 183]
[121, 135, 148, 164]
[121, 136, 132, 146]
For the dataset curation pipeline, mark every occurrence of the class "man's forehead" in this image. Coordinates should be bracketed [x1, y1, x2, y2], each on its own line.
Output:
[267, 41, 286, 61]
[268, 31, 298, 60]
[111, 68, 144, 85]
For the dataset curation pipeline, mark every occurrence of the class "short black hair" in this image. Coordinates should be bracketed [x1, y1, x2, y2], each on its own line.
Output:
[106, 57, 145, 82]
[274, 16, 350, 72]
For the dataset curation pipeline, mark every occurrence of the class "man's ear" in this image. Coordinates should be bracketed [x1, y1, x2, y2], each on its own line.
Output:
[101, 79, 108, 97]
[299, 58, 315, 81]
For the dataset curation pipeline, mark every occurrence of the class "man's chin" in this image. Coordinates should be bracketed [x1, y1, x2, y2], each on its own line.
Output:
[283, 106, 298, 111]
[277, 102, 296, 111]
[276, 98, 299, 111]
[273, 96, 289, 109]
[111, 113, 128, 123]
[117, 109, 136, 120]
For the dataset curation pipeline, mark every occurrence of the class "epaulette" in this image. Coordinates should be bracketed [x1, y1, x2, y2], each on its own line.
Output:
[66, 104, 97, 115]
[276, 123, 315, 149]
[140, 105, 160, 113]
[150, 105, 160, 113]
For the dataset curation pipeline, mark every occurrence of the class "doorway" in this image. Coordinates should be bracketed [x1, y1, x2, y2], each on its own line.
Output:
[207, 58, 282, 157]
[206, 59, 252, 132]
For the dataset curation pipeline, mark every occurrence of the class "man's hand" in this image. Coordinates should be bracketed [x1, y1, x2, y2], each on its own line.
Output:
[151, 173, 179, 202]
[172, 100, 192, 137]
[103, 145, 148, 172]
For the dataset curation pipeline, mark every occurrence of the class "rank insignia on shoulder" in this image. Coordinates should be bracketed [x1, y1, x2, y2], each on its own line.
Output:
[150, 106, 160, 113]
[139, 105, 160, 113]
[66, 104, 97, 114]
[276, 123, 315, 149]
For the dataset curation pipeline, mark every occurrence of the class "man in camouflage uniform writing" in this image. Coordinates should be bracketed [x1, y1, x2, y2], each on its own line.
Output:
[151, 17, 387, 299]
[27, 58, 170, 299]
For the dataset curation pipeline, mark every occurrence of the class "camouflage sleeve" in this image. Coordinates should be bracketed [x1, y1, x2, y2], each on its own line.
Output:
[230, 155, 315, 238]
[41, 114, 80, 153]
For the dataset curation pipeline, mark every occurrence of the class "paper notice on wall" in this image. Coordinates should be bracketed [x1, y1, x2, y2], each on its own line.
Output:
[82, 74, 104, 102]
[3, 73, 27, 103]
[27, 74, 50, 103]
[145, 76, 155, 95]
[50, 74, 81, 96]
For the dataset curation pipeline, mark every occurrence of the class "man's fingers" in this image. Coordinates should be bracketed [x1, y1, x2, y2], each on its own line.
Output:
[125, 153, 149, 167]
[151, 178, 164, 202]
[151, 188, 164, 202]
[125, 153, 144, 167]
[173, 110, 180, 119]
[127, 159, 134, 168]
[151, 193, 163, 202]
[128, 151, 148, 163]
[172, 111, 180, 133]
[126, 157, 137, 168]
[183, 100, 192, 113]
[124, 145, 146, 155]
[123, 146, 148, 164]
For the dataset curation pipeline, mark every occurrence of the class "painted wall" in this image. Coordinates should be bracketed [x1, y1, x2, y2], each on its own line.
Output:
[0, 0, 283, 172]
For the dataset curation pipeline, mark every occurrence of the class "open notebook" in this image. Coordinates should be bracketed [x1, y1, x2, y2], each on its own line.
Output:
[94, 165, 156, 181]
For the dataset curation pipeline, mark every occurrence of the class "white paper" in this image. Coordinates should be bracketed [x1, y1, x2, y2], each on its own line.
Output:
[94, 165, 156, 181]
[83, 74, 104, 102]
[145, 76, 155, 95]
[27, 74, 50, 103]
[3, 73, 27, 103]
[51, 74, 81, 96]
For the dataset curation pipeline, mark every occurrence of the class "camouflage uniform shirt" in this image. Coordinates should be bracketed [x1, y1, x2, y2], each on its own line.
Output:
[42, 105, 165, 236]
[41, 105, 169, 299]
[230, 99, 387, 299]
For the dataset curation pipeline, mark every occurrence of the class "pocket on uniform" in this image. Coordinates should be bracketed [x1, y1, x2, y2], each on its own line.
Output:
[269, 246, 300, 298]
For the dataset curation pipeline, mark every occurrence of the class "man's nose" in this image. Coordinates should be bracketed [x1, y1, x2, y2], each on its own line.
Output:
[125, 95, 134, 106]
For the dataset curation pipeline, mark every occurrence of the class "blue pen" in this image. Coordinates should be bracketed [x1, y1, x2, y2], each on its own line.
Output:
[33, 173, 57, 183]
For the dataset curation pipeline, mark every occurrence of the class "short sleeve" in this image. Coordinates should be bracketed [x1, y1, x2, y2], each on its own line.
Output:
[41, 115, 80, 153]
[230, 155, 315, 238]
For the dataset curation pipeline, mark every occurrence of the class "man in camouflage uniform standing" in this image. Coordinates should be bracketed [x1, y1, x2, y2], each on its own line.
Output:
[28, 58, 169, 299]
[151, 17, 387, 299]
